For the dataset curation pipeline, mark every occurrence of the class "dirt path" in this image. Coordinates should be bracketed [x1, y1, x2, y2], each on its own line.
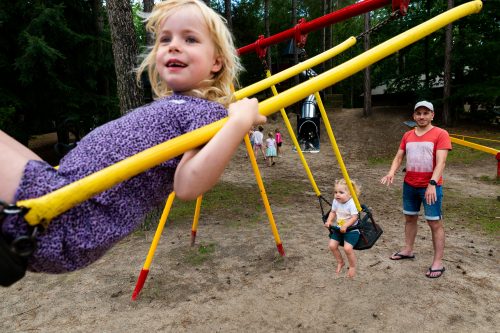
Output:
[1, 107, 498, 332]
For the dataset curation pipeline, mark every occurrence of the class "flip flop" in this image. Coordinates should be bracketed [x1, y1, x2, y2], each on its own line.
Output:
[390, 252, 415, 260]
[426, 267, 445, 278]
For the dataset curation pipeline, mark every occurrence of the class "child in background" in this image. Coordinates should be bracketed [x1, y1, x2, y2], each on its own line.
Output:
[275, 128, 282, 157]
[324, 179, 361, 278]
[265, 132, 277, 166]
[0, 0, 266, 275]
[251, 125, 266, 160]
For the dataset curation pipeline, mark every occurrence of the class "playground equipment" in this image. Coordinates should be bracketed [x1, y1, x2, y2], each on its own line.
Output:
[237, 0, 410, 56]
[1, 1, 483, 291]
[131, 0, 480, 299]
[297, 69, 322, 153]
[449, 134, 500, 179]
[11, 0, 482, 239]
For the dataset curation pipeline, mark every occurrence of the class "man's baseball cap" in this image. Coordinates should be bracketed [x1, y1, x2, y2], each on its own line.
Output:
[414, 100, 434, 112]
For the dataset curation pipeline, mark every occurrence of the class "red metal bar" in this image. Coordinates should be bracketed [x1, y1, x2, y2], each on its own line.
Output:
[237, 0, 406, 56]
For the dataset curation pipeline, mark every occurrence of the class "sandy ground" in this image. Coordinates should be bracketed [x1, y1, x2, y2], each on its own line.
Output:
[1, 106, 498, 332]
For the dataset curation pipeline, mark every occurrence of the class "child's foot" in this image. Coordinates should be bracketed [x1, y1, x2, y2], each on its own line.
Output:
[347, 266, 356, 278]
[336, 262, 345, 275]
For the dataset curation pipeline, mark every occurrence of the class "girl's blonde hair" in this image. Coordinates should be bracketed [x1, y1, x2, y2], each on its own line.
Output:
[268, 132, 274, 138]
[334, 179, 361, 197]
[136, 0, 242, 107]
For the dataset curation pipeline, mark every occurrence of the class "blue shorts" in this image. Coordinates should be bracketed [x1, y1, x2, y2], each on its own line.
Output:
[330, 228, 360, 246]
[403, 182, 443, 221]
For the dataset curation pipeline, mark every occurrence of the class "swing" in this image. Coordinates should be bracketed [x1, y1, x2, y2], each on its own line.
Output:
[0, 202, 37, 286]
[320, 198, 383, 251]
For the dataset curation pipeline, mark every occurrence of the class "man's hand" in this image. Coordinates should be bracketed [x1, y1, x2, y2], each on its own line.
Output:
[425, 185, 437, 205]
[380, 173, 395, 186]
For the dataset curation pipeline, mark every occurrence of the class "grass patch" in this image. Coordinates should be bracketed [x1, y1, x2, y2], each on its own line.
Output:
[138, 178, 308, 231]
[367, 156, 393, 166]
[447, 145, 496, 165]
[183, 243, 216, 265]
[473, 175, 500, 185]
[444, 191, 500, 235]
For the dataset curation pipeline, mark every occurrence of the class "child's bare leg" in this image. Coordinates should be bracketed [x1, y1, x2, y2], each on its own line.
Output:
[0, 131, 42, 203]
[328, 239, 344, 274]
[344, 242, 357, 278]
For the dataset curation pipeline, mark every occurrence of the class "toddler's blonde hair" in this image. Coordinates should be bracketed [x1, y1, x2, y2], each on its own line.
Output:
[334, 179, 361, 197]
[136, 0, 242, 107]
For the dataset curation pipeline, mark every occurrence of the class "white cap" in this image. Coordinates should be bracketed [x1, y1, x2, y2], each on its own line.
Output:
[414, 100, 434, 112]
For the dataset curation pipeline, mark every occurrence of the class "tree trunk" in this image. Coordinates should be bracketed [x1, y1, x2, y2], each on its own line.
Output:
[325, 0, 333, 94]
[264, 0, 272, 70]
[363, 12, 371, 117]
[224, 0, 232, 30]
[292, 0, 299, 85]
[106, 0, 144, 114]
[143, 0, 155, 47]
[321, 0, 326, 74]
[442, 0, 453, 126]
[424, 0, 431, 91]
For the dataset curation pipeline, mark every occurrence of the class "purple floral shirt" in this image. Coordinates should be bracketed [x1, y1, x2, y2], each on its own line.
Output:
[3, 95, 227, 273]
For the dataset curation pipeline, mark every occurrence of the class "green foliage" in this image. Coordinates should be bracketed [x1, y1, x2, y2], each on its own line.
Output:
[0, 1, 118, 141]
[132, 2, 147, 48]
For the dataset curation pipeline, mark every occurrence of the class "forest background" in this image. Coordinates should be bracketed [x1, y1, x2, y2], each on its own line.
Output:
[0, 0, 499, 147]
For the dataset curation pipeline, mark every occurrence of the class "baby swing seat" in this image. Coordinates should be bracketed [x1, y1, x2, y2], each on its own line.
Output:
[323, 204, 383, 250]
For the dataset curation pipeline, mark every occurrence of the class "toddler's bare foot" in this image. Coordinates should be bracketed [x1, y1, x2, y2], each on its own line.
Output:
[336, 262, 345, 275]
[347, 266, 356, 278]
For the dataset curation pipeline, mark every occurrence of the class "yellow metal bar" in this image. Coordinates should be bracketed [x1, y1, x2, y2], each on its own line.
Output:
[267, 71, 322, 197]
[143, 192, 176, 270]
[449, 134, 500, 144]
[18, 1, 482, 226]
[450, 137, 499, 156]
[313, 90, 361, 211]
[235, 37, 356, 100]
[243, 134, 283, 252]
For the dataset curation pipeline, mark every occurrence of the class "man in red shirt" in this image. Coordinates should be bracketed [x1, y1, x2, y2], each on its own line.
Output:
[381, 101, 452, 278]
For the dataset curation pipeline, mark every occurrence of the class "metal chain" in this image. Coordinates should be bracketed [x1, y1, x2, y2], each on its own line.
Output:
[356, 10, 402, 41]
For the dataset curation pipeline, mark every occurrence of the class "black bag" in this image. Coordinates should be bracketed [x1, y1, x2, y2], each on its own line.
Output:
[325, 204, 383, 251]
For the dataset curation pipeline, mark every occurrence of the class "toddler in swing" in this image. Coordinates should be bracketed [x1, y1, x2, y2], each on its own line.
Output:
[0, 0, 266, 276]
[324, 179, 361, 278]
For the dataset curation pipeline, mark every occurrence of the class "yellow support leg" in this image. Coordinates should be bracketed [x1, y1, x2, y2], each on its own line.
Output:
[190, 195, 203, 246]
[132, 192, 176, 300]
[243, 134, 284, 256]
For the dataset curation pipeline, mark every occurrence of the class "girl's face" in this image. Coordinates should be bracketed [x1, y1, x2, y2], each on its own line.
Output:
[334, 184, 351, 204]
[155, 7, 222, 93]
